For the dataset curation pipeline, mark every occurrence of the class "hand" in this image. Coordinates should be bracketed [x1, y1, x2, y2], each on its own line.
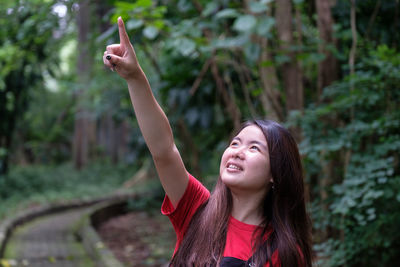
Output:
[103, 17, 141, 80]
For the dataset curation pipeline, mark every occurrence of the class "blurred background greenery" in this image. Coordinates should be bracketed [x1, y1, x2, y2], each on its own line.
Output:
[0, 0, 399, 266]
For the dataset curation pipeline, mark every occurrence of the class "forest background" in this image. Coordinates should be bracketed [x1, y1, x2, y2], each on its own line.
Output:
[0, 0, 399, 266]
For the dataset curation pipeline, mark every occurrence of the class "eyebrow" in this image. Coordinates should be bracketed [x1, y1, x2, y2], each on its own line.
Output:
[232, 137, 268, 151]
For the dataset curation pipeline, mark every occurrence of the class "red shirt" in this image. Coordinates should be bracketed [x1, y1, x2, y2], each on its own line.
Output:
[161, 173, 280, 266]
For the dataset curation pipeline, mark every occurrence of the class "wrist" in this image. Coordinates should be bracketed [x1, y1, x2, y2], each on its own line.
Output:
[125, 67, 146, 84]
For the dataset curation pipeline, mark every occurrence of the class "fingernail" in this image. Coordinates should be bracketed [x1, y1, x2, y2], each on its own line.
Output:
[106, 55, 111, 60]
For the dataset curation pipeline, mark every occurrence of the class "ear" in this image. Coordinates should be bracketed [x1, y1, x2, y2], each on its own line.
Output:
[270, 178, 275, 190]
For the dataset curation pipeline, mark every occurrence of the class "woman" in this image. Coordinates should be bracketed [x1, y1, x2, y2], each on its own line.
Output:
[103, 17, 313, 267]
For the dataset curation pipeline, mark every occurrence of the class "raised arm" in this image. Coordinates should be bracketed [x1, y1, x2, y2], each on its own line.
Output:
[103, 17, 188, 207]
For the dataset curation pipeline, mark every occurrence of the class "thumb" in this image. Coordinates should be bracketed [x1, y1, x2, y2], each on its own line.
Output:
[106, 54, 125, 67]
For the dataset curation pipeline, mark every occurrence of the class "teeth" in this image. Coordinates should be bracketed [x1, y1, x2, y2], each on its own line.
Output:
[228, 164, 241, 170]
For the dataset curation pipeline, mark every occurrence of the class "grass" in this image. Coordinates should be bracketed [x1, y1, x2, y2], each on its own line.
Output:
[0, 161, 159, 221]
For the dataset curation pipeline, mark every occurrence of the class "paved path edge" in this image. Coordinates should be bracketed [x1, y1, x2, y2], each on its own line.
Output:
[74, 201, 128, 267]
[0, 193, 135, 262]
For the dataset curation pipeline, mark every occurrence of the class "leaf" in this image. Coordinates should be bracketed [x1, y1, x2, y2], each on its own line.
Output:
[143, 26, 159, 40]
[216, 9, 239, 19]
[244, 42, 260, 63]
[256, 17, 275, 36]
[260, 0, 273, 4]
[274, 54, 291, 65]
[0, 79, 5, 91]
[202, 2, 218, 17]
[249, 1, 268, 13]
[211, 35, 249, 49]
[251, 88, 263, 97]
[177, 38, 196, 56]
[133, 0, 152, 9]
[1, 259, 11, 267]
[96, 25, 117, 43]
[126, 19, 144, 30]
[115, 1, 136, 10]
[153, 19, 165, 30]
[233, 15, 257, 32]
[178, 0, 192, 12]
[185, 108, 199, 126]
[260, 60, 274, 67]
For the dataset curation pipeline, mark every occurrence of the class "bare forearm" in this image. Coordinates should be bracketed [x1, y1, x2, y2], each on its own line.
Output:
[126, 70, 174, 158]
[104, 17, 188, 205]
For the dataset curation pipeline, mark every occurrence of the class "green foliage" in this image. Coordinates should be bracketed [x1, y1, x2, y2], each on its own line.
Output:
[1, 1, 399, 265]
[13, 87, 74, 164]
[125, 184, 165, 213]
[293, 45, 400, 266]
[0, 0, 62, 174]
[109, 0, 168, 41]
[0, 161, 139, 220]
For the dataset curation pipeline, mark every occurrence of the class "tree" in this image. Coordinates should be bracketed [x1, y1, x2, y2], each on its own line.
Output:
[276, 0, 304, 141]
[298, 44, 400, 267]
[316, 0, 338, 101]
[0, 0, 60, 175]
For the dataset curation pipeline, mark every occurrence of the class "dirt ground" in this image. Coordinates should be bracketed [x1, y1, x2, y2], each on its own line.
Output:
[97, 211, 176, 267]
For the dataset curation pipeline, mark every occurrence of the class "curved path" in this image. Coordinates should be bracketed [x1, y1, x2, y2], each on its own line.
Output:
[2, 207, 94, 267]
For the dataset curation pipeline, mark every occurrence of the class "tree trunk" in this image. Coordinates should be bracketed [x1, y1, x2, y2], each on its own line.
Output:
[73, 0, 94, 169]
[258, 37, 283, 122]
[315, 0, 339, 242]
[276, 0, 304, 140]
[95, 0, 130, 164]
[316, 0, 338, 101]
[256, 2, 284, 122]
[98, 113, 114, 160]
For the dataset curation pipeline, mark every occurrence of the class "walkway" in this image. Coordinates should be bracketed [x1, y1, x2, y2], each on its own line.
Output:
[2, 207, 94, 267]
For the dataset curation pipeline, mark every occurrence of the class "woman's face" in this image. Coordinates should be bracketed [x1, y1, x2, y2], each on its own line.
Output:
[220, 125, 273, 195]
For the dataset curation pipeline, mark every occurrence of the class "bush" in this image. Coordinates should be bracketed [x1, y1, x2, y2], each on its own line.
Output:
[294, 45, 400, 266]
[0, 161, 141, 219]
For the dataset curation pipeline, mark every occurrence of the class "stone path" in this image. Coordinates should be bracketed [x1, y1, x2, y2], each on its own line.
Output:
[2, 208, 94, 267]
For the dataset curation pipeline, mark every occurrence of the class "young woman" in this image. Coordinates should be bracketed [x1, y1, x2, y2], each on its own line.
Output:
[103, 17, 313, 267]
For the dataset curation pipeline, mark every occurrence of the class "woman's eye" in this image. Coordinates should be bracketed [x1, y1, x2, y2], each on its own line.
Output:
[230, 142, 238, 147]
[250, 145, 260, 151]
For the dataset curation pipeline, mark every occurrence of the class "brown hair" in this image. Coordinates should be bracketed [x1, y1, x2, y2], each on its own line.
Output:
[170, 120, 313, 266]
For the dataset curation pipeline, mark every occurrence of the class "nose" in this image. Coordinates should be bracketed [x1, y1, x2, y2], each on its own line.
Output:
[232, 146, 245, 160]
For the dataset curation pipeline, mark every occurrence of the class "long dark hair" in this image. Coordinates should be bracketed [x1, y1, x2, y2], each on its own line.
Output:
[170, 120, 313, 266]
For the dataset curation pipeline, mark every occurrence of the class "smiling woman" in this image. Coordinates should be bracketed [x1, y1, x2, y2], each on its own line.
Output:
[168, 120, 312, 267]
[220, 125, 273, 211]
[103, 17, 313, 267]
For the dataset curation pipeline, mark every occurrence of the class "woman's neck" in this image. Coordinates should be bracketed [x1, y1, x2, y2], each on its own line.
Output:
[230, 191, 265, 225]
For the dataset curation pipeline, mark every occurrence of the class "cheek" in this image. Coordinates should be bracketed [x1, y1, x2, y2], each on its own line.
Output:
[219, 149, 230, 171]
[249, 155, 271, 175]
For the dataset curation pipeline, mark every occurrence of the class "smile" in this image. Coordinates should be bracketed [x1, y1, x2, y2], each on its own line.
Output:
[227, 163, 243, 171]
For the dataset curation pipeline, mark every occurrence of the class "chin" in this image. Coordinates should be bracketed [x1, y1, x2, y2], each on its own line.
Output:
[220, 174, 230, 185]
[220, 174, 240, 188]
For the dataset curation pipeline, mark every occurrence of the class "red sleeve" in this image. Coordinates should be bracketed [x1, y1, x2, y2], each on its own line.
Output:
[161, 173, 210, 253]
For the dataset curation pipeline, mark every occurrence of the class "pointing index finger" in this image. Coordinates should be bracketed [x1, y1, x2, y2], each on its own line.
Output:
[118, 17, 130, 48]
